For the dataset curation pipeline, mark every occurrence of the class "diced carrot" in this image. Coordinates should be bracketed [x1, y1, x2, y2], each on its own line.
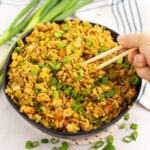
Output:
[54, 113, 63, 121]
[63, 119, 68, 127]
[59, 49, 66, 58]
[104, 104, 113, 113]
[37, 58, 43, 62]
[82, 56, 87, 61]
[30, 107, 36, 114]
[106, 100, 111, 105]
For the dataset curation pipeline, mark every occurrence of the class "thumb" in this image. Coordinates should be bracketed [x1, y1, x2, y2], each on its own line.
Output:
[117, 33, 144, 48]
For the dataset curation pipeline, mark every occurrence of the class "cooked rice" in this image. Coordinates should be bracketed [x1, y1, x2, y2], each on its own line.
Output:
[5, 19, 136, 133]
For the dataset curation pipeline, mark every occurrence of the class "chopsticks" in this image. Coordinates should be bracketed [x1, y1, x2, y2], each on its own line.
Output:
[85, 46, 138, 69]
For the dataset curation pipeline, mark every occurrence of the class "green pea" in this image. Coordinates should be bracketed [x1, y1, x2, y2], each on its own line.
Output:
[35, 89, 40, 95]
[50, 77, 57, 85]
[15, 46, 22, 52]
[57, 42, 66, 50]
[63, 56, 71, 64]
[54, 32, 63, 38]
[70, 46, 75, 52]
[56, 82, 63, 90]
[76, 74, 83, 82]
[75, 65, 80, 70]
[53, 91, 59, 98]
[63, 24, 70, 31]
[38, 62, 44, 68]
[64, 87, 72, 95]
[31, 69, 38, 75]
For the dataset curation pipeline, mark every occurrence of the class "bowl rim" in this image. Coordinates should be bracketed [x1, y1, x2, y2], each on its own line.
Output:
[3, 19, 142, 137]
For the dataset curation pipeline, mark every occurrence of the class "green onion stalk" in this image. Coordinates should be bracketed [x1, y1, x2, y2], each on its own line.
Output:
[0, 0, 40, 46]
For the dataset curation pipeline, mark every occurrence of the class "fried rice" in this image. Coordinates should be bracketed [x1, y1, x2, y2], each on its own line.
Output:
[5, 19, 137, 133]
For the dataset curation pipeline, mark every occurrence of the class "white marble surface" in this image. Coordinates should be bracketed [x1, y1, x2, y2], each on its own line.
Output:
[0, 0, 150, 150]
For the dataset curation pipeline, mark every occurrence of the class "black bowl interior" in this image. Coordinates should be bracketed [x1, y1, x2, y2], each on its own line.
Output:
[3, 20, 142, 139]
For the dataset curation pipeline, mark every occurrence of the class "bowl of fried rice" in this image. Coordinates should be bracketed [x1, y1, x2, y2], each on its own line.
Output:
[3, 19, 142, 139]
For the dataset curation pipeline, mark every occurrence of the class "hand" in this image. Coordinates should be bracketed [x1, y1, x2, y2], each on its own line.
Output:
[117, 33, 150, 81]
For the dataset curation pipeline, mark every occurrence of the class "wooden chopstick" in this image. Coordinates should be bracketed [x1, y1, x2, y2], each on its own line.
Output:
[97, 48, 138, 69]
[85, 45, 124, 64]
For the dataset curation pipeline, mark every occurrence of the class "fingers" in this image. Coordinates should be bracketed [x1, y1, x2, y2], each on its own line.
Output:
[133, 53, 147, 67]
[128, 51, 139, 63]
[117, 33, 144, 48]
[136, 67, 150, 80]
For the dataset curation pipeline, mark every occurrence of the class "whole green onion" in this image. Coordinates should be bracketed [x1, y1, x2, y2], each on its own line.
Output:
[54, 0, 94, 20]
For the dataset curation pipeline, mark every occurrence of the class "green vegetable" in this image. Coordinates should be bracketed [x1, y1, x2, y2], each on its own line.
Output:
[64, 87, 72, 95]
[25, 141, 33, 149]
[130, 123, 138, 130]
[124, 62, 130, 69]
[63, 56, 71, 64]
[40, 0, 71, 23]
[131, 131, 138, 141]
[41, 138, 49, 143]
[73, 101, 81, 112]
[59, 141, 68, 150]
[15, 47, 22, 52]
[50, 77, 57, 85]
[57, 82, 63, 90]
[45, 55, 50, 60]
[38, 62, 44, 68]
[90, 116, 96, 124]
[53, 91, 59, 98]
[108, 135, 114, 144]
[71, 90, 78, 98]
[123, 136, 132, 143]
[116, 58, 123, 64]
[62, 24, 70, 31]
[54, 0, 94, 20]
[76, 74, 83, 82]
[40, 0, 60, 20]
[54, 32, 63, 38]
[130, 74, 139, 86]
[120, 123, 126, 129]
[50, 138, 59, 144]
[91, 141, 104, 149]
[98, 50, 101, 54]
[105, 89, 116, 98]
[99, 94, 105, 100]
[57, 42, 67, 50]
[86, 39, 94, 47]
[20, 61, 25, 66]
[0, 0, 40, 46]
[103, 144, 115, 150]
[100, 76, 108, 84]
[70, 46, 75, 52]
[83, 88, 91, 95]
[32, 141, 39, 148]
[35, 89, 40, 95]
[101, 44, 109, 52]
[54, 63, 62, 71]
[38, 106, 43, 113]
[124, 113, 130, 120]
[75, 65, 80, 70]
[31, 68, 38, 74]
[52, 147, 58, 150]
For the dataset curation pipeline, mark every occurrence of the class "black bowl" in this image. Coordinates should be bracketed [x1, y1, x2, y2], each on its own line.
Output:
[3, 20, 142, 139]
